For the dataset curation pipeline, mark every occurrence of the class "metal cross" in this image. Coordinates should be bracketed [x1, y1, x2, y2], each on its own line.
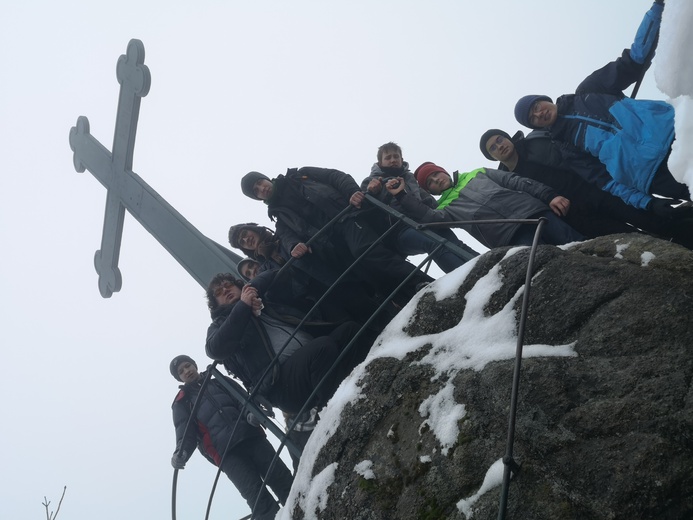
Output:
[69, 39, 241, 297]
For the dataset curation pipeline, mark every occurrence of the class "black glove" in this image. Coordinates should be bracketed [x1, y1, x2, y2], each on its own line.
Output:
[648, 198, 676, 218]
[654, 0, 664, 5]
[246, 412, 261, 427]
[171, 451, 187, 470]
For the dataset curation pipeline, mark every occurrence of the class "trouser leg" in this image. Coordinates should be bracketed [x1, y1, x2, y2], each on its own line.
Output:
[221, 446, 279, 520]
[245, 437, 294, 505]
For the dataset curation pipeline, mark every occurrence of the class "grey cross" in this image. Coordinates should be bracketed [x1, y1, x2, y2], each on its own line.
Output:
[70, 39, 241, 297]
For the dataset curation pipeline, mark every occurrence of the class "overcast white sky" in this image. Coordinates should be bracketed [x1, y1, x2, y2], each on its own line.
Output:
[0, 1, 671, 519]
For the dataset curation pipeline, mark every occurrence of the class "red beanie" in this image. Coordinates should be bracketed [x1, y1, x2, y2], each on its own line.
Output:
[414, 162, 448, 190]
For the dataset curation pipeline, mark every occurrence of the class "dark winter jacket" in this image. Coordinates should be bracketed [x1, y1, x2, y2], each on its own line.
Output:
[171, 372, 263, 466]
[544, 2, 669, 210]
[361, 162, 439, 226]
[396, 168, 558, 248]
[265, 167, 363, 256]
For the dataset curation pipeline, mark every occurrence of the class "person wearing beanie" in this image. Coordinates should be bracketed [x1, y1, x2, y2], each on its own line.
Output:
[359, 141, 478, 273]
[204, 273, 378, 416]
[479, 128, 693, 248]
[239, 166, 432, 308]
[513, 1, 689, 213]
[237, 257, 260, 281]
[169, 355, 294, 520]
[383, 162, 584, 250]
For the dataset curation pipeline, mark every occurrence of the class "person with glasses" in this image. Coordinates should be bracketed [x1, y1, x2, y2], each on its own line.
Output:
[513, 1, 689, 215]
[169, 354, 294, 520]
[384, 162, 584, 249]
[478, 128, 693, 247]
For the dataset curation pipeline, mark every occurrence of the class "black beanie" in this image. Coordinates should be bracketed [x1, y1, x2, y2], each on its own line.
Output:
[479, 129, 513, 161]
[241, 171, 271, 200]
[170, 355, 197, 381]
[514, 95, 553, 129]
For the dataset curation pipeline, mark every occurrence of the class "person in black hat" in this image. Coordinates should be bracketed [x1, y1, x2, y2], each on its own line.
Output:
[384, 162, 584, 249]
[478, 128, 693, 247]
[169, 355, 293, 520]
[513, 1, 689, 213]
[240, 166, 432, 307]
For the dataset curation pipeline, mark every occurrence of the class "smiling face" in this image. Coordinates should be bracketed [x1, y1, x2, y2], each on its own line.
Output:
[213, 280, 243, 307]
[253, 179, 274, 201]
[485, 134, 516, 163]
[529, 100, 558, 128]
[177, 362, 200, 384]
[237, 229, 261, 252]
[425, 171, 452, 195]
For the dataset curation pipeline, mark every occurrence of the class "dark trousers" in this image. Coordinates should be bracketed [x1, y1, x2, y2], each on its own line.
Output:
[511, 211, 585, 246]
[651, 153, 690, 201]
[221, 437, 294, 520]
[268, 321, 374, 414]
[332, 214, 433, 303]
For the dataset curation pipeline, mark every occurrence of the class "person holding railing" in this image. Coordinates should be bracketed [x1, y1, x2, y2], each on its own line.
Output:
[240, 167, 433, 307]
[205, 273, 373, 417]
[479, 128, 693, 248]
[228, 222, 391, 327]
[361, 141, 477, 273]
[385, 162, 584, 249]
[169, 355, 293, 520]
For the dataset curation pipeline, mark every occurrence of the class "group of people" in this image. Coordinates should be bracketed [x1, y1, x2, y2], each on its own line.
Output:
[169, 1, 692, 518]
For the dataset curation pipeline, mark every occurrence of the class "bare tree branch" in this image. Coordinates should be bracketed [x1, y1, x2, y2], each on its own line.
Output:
[42, 487, 67, 520]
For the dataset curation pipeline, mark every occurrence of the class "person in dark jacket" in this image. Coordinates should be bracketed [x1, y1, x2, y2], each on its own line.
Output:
[361, 142, 478, 272]
[479, 128, 693, 248]
[386, 162, 584, 249]
[170, 355, 293, 520]
[240, 167, 433, 306]
[514, 1, 690, 213]
[205, 273, 374, 415]
[228, 222, 390, 327]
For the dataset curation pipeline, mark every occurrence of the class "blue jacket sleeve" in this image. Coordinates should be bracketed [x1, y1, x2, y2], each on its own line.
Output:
[576, 2, 662, 95]
[602, 179, 653, 210]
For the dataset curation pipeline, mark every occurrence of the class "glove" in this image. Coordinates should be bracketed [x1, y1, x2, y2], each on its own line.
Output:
[171, 451, 187, 470]
[247, 412, 261, 427]
[648, 198, 676, 219]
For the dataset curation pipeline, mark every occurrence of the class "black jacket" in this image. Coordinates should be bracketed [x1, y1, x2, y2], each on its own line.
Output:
[172, 372, 263, 466]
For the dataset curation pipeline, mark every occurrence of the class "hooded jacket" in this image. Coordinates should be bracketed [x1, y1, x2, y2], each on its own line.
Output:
[171, 372, 263, 466]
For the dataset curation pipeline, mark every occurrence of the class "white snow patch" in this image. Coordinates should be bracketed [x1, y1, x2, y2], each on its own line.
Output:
[418, 383, 467, 455]
[419, 455, 432, 463]
[615, 243, 630, 259]
[354, 460, 375, 480]
[457, 458, 506, 518]
[641, 251, 656, 267]
[287, 462, 338, 520]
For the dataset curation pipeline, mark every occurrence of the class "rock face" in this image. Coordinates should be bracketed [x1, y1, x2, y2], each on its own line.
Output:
[289, 234, 693, 520]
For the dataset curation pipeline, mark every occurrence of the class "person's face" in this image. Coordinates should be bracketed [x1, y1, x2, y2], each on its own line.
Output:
[253, 179, 273, 200]
[380, 149, 403, 169]
[425, 171, 452, 195]
[240, 261, 260, 280]
[238, 229, 261, 251]
[485, 134, 516, 162]
[529, 100, 557, 128]
[213, 280, 242, 306]
[177, 362, 200, 384]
